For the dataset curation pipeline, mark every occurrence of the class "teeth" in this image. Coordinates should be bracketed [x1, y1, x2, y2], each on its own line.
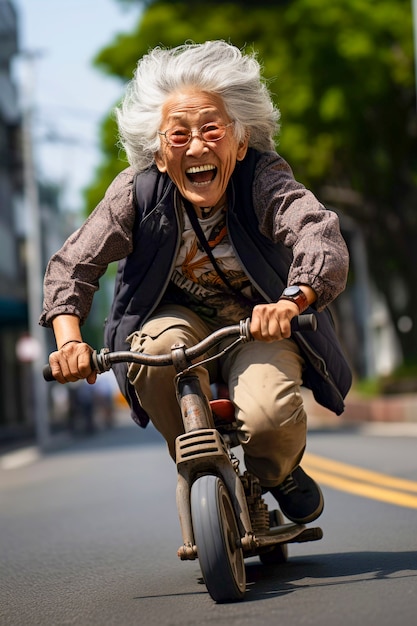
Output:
[186, 164, 216, 174]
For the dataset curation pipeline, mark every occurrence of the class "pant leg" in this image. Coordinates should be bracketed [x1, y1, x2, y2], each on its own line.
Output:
[221, 338, 306, 487]
[127, 305, 214, 459]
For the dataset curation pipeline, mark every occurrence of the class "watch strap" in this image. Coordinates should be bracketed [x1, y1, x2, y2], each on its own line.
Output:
[279, 289, 309, 313]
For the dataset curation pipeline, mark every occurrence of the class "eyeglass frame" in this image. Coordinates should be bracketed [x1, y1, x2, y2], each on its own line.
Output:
[158, 121, 234, 148]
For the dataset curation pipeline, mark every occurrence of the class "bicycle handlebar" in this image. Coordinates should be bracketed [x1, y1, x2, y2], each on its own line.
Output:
[43, 313, 317, 382]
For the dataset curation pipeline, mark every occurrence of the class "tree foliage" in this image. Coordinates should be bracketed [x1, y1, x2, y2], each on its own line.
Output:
[85, 0, 417, 364]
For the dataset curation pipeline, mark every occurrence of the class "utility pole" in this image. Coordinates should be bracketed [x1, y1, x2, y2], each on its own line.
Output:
[21, 51, 50, 451]
[413, 0, 417, 110]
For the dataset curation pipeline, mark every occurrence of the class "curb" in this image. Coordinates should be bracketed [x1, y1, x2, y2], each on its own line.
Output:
[0, 408, 131, 471]
[0, 431, 74, 471]
[0, 446, 41, 470]
[342, 393, 417, 423]
[303, 389, 417, 427]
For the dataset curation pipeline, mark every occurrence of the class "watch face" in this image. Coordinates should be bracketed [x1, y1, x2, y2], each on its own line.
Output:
[284, 286, 301, 296]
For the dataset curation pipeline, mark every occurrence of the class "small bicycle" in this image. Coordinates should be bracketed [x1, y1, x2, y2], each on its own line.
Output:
[44, 315, 322, 603]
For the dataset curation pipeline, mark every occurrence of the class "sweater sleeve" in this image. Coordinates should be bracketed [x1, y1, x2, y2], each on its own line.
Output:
[253, 152, 349, 310]
[40, 168, 136, 327]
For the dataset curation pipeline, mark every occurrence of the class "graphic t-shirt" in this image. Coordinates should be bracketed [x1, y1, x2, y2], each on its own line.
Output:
[163, 206, 262, 327]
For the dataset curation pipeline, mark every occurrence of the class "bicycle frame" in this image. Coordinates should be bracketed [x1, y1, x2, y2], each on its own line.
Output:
[173, 371, 255, 560]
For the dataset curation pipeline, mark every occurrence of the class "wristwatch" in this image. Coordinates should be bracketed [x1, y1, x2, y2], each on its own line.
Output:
[279, 286, 309, 313]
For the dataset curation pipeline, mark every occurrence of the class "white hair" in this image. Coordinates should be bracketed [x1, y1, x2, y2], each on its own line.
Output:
[115, 40, 280, 171]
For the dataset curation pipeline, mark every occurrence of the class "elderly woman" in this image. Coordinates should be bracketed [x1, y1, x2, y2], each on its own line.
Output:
[41, 41, 351, 524]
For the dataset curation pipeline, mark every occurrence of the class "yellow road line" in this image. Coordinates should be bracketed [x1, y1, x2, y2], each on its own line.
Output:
[303, 452, 417, 509]
[304, 453, 417, 492]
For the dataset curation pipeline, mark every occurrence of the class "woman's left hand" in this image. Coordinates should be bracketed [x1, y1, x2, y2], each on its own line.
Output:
[250, 300, 299, 342]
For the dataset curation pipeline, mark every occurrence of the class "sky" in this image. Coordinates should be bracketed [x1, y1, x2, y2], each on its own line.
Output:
[13, 0, 142, 211]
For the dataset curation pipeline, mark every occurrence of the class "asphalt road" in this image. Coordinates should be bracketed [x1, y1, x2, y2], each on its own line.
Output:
[1, 413, 416, 625]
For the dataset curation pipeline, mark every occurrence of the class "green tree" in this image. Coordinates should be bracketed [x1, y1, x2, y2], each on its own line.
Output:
[86, 0, 417, 366]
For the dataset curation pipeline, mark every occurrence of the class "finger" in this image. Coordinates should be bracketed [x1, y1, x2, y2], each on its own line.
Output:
[76, 346, 94, 378]
[278, 317, 293, 339]
[49, 353, 67, 384]
[87, 371, 98, 385]
[265, 316, 282, 342]
[250, 309, 279, 342]
[50, 359, 79, 384]
[249, 306, 267, 340]
[60, 342, 93, 381]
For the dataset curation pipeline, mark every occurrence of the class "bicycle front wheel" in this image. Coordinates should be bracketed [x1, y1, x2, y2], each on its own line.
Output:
[191, 474, 246, 603]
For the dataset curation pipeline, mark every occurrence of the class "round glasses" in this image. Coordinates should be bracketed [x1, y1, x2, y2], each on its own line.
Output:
[158, 122, 234, 148]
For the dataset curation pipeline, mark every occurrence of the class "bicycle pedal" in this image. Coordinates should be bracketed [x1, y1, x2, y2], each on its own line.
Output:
[289, 527, 323, 543]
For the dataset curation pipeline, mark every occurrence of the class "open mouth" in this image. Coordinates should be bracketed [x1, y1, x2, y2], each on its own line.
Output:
[186, 164, 217, 186]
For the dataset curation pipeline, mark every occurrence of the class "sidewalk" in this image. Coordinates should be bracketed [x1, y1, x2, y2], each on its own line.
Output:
[303, 388, 417, 428]
[0, 406, 132, 470]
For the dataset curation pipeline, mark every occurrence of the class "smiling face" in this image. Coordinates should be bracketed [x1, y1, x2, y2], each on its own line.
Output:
[154, 89, 248, 213]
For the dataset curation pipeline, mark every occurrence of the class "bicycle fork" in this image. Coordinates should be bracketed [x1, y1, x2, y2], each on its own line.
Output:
[173, 373, 255, 560]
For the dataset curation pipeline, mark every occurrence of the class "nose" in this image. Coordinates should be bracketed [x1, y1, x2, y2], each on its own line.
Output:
[186, 133, 208, 155]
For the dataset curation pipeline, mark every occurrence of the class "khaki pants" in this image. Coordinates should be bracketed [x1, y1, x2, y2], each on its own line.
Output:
[127, 305, 306, 487]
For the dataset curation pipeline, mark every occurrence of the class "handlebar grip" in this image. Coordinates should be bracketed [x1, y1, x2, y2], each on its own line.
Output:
[291, 313, 317, 332]
[43, 364, 55, 381]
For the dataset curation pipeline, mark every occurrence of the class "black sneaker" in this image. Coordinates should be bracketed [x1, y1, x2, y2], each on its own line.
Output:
[269, 466, 324, 524]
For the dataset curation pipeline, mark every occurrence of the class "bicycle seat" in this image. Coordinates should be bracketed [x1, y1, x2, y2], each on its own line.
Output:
[210, 399, 235, 423]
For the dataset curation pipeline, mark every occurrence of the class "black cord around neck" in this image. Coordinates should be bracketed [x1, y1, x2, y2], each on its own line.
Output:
[182, 198, 252, 303]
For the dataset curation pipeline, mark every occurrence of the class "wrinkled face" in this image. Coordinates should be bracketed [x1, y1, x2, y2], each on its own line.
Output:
[154, 89, 248, 212]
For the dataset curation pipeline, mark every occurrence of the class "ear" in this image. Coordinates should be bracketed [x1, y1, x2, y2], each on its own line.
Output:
[236, 135, 249, 162]
[154, 151, 167, 173]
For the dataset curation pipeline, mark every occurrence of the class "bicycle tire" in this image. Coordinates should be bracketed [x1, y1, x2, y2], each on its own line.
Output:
[191, 474, 246, 603]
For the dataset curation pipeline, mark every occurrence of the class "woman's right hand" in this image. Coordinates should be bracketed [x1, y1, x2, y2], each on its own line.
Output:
[50, 314, 96, 384]
[48, 341, 96, 384]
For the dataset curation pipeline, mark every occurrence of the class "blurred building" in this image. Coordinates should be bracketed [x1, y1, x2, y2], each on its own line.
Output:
[0, 0, 78, 448]
[0, 0, 28, 444]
